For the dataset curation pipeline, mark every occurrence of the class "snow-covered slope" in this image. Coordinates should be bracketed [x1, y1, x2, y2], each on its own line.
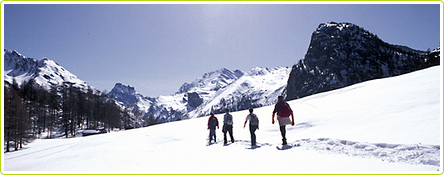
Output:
[3, 49, 91, 91]
[4, 66, 441, 173]
[109, 67, 291, 124]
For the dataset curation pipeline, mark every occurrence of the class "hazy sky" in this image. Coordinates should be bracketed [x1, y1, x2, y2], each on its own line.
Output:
[3, 2, 441, 97]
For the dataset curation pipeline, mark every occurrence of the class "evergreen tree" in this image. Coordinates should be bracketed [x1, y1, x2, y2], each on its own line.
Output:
[4, 80, 31, 152]
[4, 78, 131, 149]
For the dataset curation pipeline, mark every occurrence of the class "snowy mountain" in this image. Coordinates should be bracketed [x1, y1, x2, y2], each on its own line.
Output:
[188, 67, 291, 116]
[4, 66, 441, 172]
[109, 67, 291, 125]
[109, 23, 441, 125]
[286, 22, 440, 100]
[178, 68, 245, 93]
[3, 49, 92, 91]
[108, 83, 155, 109]
[2, 49, 289, 127]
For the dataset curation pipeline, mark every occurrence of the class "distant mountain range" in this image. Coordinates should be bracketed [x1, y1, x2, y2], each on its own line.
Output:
[108, 67, 291, 125]
[4, 22, 440, 127]
[3, 49, 290, 126]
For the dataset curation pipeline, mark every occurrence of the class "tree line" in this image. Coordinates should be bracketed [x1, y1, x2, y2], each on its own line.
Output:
[4, 79, 133, 152]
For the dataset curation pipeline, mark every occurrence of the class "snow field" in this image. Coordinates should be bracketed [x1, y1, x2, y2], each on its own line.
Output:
[2, 66, 442, 173]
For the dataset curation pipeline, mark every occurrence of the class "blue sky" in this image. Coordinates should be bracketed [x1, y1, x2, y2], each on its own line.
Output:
[3, 2, 441, 97]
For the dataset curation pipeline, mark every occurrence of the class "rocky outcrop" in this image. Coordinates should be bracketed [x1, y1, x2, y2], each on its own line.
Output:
[286, 22, 440, 100]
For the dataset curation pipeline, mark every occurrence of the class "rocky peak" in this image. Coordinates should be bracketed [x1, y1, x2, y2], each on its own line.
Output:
[109, 83, 139, 106]
[285, 22, 439, 101]
[178, 68, 245, 94]
[4, 49, 91, 91]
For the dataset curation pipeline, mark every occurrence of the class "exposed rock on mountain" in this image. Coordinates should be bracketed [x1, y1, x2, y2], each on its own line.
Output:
[286, 22, 440, 100]
[108, 67, 291, 125]
[4, 49, 91, 91]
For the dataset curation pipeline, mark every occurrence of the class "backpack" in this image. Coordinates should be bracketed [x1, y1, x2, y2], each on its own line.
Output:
[225, 114, 233, 125]
[277, 102, 292, 117]
[209, 117, 218, 127]
[249, 114, 259, 125]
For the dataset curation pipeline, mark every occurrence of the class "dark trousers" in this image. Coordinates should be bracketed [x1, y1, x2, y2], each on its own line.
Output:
[249, 124, 258, 146]
[223, 124, 234, 144]
[280, 125, 287, 144]
[209, 129, 216, 142]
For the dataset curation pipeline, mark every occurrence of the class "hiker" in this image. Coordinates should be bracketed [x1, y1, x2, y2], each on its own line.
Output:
[207, 113, 219, 143]
[244, 108, 259, 146]
[223, 109, 235, 144]
[272, 96, 295, 145]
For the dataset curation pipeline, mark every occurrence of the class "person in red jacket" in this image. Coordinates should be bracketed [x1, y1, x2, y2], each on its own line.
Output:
[207, 113, 219, 143]
[272, 96, 295, 145]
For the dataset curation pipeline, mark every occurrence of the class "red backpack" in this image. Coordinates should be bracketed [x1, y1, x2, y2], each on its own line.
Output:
[278, 102, 291, 117]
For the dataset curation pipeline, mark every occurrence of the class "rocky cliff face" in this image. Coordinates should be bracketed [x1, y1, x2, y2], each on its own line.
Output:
[187, 92, 203, 109]
[286, 22, 440, 100]
[108, 83, 140, 105]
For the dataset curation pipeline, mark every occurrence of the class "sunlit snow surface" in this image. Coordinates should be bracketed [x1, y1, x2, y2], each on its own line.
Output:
[3, 66, 442, 173]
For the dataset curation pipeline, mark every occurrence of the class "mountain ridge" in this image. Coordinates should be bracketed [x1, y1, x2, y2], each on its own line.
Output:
[285, 22, 440, 100]
[108, 66, 291, 125]
[4, 22, 440, 128]
[4, 49, 92, 91]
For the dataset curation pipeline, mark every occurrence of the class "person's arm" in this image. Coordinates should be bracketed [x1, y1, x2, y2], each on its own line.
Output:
[272, 112, 275, 124]
[272, 104, 278, 124]
[288, 102, 295, 126]
[244, 115, 250, 128]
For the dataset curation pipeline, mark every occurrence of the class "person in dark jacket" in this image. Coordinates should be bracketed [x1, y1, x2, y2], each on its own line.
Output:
[244, 108, 259, 146]
[272, 96, 295, 145]
[207, 113, 219, 143]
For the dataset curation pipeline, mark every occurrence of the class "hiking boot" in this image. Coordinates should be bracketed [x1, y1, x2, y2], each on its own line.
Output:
[282, 139, 287, 145]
